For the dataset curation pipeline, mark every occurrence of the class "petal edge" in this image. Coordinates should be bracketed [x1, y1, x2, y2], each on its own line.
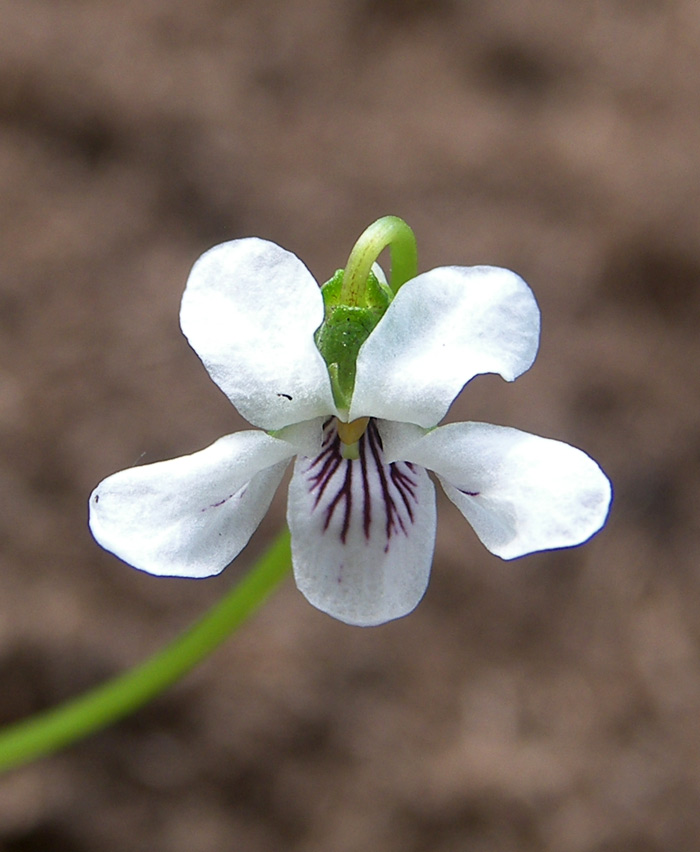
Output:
[349, 265, 540, 426]
[400, 421, 612, 559]
[89, 431, 295, 577]
[180, 238, 337, 430]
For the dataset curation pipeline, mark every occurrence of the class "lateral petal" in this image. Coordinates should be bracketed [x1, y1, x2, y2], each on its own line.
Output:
[349, 266, 540, 427]
[287, 421, 437, 626]
[401, 422, 612, 559]
[89, 431, 295, 577]
[180, 238, 337, 430]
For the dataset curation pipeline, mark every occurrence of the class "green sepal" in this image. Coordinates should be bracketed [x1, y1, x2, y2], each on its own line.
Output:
[315, 269, 393, 411]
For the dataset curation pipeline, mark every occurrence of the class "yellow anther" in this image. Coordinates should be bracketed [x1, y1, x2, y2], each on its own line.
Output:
[337, 417, 370, 446]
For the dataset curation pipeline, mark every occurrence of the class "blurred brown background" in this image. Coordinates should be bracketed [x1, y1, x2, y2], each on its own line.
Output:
[1, 1, 699, 850]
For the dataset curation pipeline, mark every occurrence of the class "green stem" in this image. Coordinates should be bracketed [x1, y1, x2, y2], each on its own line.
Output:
[0, 530, 292, 774]
[341, 215, 418, 304]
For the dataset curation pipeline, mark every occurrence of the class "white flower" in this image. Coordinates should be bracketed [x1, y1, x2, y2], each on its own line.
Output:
[89, 238, 612, 626]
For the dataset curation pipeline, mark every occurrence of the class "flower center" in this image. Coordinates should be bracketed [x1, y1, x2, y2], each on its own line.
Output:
[336, 417, 370, 460]
[302, 419, 420, 549]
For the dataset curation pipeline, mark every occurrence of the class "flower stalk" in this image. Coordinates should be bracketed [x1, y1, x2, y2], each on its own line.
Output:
[0, 531, 291, 774]
[340, 215, 418, 303]
[315, 216, 417, 413]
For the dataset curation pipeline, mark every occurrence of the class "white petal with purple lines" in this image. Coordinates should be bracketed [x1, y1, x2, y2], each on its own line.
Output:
[399, 421, 612, 560]
[89, 431, 296, 578]
[287, 421, 436, 626]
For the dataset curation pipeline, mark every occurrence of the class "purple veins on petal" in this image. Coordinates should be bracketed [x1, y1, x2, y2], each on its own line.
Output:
[306, 427, 343, 510]
[303, 425, 352, 541]
[358, 431, 373, 540]
[201, 484, 249, 512]
[206, 494, 234, 510]
[324, 455, 353, 542]
[303, 419, 420, 552]
[365, 422, 418, 545]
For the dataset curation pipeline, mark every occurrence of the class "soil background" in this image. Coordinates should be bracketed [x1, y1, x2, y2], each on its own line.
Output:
[2, 1, 700, 850]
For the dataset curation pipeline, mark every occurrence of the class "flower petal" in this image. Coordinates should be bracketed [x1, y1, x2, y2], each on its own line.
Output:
[287, 421, 436, 626]
[180, 238, 337, 430]
[349, 266, 540, 427]
[400, 422, 612, 559]
[89, 431, 296, 577]
[273, 416, 326, 458]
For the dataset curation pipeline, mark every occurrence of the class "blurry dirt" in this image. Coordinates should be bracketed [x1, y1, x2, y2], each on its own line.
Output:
[2, 1, 700, 850]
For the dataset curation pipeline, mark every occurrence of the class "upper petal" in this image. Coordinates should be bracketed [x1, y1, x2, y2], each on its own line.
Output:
[180, 238, 337, 430]
[287, 420, 437, 626]
[89, 430, 296, 577]
[400, 421, 612, 559]
[348, 266, 540, 427]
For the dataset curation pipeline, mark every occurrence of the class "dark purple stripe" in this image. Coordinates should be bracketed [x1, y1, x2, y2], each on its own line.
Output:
[304, 419, 421, 553]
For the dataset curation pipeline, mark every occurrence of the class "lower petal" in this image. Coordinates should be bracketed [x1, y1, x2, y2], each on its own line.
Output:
[287, 420, 436, 626]
[89, 431, 295, 577]
[401, 421, 612, 560]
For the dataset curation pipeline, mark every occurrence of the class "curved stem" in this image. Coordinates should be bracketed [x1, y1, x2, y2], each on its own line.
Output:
[341, 215, 417, 304]
[0, 530, 292, 774]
